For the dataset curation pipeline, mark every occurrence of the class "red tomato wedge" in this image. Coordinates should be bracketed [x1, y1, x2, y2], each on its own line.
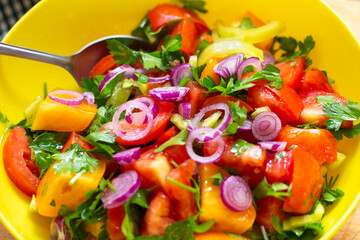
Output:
[3, 126, 40, 196]
[265, 151, 293, 184]
[294, 91, 353, 128]
[298, 67, 335, 94]
[141, 191, 175, 236]
[106, 206, 126, 240]
[181, 81, 207, 117]
[275, 56, 305, 91]
[256, 196, 286, 231]
[276, 125, 337, 165]
[170, 18, 199, 56]
[147, 4, 209, 35]
[283, 146, 323, 215]
[102, 98, 173, 146]
[247, 82, 303, 124]
[89, 54, 118, 78]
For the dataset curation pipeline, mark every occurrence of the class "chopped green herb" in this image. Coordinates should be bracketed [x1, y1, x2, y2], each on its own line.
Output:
[50, 199, 56, 207]
[224, 101, 247, 135]
[240, 17, 255, 29]
[81, 129, 121, 157]
[274, 151, 287, 162]
[134, 72, 149, 84]
[88, 105, 117, 133]
[253, 177, 292, 200]
[230, 139, 255, 156]
[196, 40, 211, 56]
[321, 174, 344, 207]
[154, 128, 188, 153]
[209, 167, 224, 186]
[179, 0, 207, 13]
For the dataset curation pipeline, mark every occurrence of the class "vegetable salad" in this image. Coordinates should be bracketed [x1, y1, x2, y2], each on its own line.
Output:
[1, 1, 359, 240]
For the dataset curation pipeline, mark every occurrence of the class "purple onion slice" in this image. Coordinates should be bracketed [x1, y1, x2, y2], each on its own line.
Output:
[50, 217, 71, 240]
[262, 50, 276, 65]
[101, 170, 141, 209]
[178, 102, 191, 120]
[82, 92, 95, 104]
[237, 119, 253, 131]
[149, 87, 189, 102]
[170, 63, 194, 86]
[188, 103, 231, 142]
[112, 99, 154, 141]
[99, 65, 135, 92]
[148, 74, 171, 83]
[125, 97, 158, 124]
[236, 57, 262, 80]
[213, 53, 244, 79]
[113, 147, 141, 166]
[252, 111, 282, 141]
[220, 176, 252, 212]
[186, 127, 225, 164]
[258, 141, 287, 152]
[49, 89, 84, 106]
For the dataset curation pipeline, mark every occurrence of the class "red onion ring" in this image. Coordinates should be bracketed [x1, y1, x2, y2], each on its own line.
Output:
[237, 119, 253, 131]
[170, 63, 194, 86]
[125, 97, 158, 124]
[112, 99, 154, 141]
[113, 147, 141, 166]
[49, 89, 84, 106]
[186, 127, 225, 164]
[258, 141, 287, 152]
[149, 87, 189, 102]
[188, 103, 231, 142]
[252, 111, 282, 141]
[148, 74, 171, 83]
[220, 176, 252, 212]
[178, 102, 191, 120]
[101, 170, 141, 209]
[82, 92, 95, 104]
[99, 65, 135, 92]
[236, 57, 262, 80]
[214, 53, 244, 79]
[50, 217, 71, 240]
[262, 50, 275, 65]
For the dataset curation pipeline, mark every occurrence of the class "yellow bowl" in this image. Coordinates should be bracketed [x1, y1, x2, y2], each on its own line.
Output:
[0, 0, 359, 239]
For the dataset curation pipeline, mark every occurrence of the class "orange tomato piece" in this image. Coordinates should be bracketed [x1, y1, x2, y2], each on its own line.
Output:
[200, 57, 222, 85]
[199, 164, 256, 235]
[195, 232, 249, 240]
[31, 89, 97, 132]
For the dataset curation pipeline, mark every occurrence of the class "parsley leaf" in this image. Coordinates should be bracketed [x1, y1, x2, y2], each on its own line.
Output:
[81, 130, 121, 157]
[230, 139, 255, 156]
[253, 177, 292, 201]
[179, 0, 207, 13]
[196, 40, 211, 56]
[209, 167, 224, 186]
[274, 151, 287, 162]
[224, 101, 247, 135]
[107, 39, 139, 65]
[29, 132, 63, 178]
[89, 105, 117, 133]
[321, 174, 344, 207]
[240, 17, 255, 29]
[316, 95, 360, 132]
[162, 34, 182, 52]
[53, 143, 99, 185]
[0, 110, 10, 125]
[154, 128, 188, 153]
[134, 72, 149, 84]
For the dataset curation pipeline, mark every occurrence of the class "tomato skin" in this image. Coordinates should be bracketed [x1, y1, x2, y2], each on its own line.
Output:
[276, 125, 337, 165]
[147, 4, 208, 34]
[202, 95, 254, 114]
[256, 196, 286, 231]
[89, 54, 118, 78]
[247, 82, 303, 124]
[106, 206, 126, 240]
[165, 159, 197, 220]
[203, 136, 266, 187]
[3, 126, 40, 196]
[62, 132, 94, 152]
[141, 191, 175, 236]
[265, 151, 293, 184]
[102, 98, 173, 146]
[181, 81, 207, 117]
[275, 56, 305, 91]
[154, 126, 190, 165]
[283, 146, 323, 215]
[298, 67, 335, 94]
[170, 18, 198, 56]
[293, 91, 353, 128]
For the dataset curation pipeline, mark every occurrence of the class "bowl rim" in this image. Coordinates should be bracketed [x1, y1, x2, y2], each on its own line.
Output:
[0, 0, 360, 239]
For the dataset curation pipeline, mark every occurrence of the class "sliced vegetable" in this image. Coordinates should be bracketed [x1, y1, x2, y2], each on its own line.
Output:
[262, 50, 275, 65]
[149, 86, 190, 102]
[101, 170, 141, 209]
[178, 102, 191, 119]
[49, 89, 84, 106]
[258, 141, 286, 152]
[113, 147, 141, 166]
[147, 74, 170, 83]
[236, 57, 262, 80]
[99, 65, 135, 92]
[170, 63, 194, 86]
[82, 92, 95, 105]
[255, 196, 286, 231]
[275, 56, 305, 91]
[298, 67, 335, 94]
[50, 217, 70, 240]
[252, 111, 282, 141]
[220, 176, 252, 211]
[213, 53, 244, 79]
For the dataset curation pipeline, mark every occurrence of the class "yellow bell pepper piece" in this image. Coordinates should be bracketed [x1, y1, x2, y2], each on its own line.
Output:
[199, 164, 256, 235]
[35, 160, 106, 217]
[197, 40, 263, 67]
[31, 89, 97, 132]
[215, 21, 285, 44]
